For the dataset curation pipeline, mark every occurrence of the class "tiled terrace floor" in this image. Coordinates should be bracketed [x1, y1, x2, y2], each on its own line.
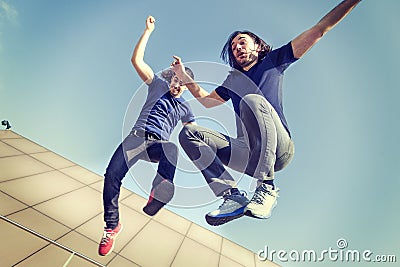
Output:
[0, 130, 279, 267]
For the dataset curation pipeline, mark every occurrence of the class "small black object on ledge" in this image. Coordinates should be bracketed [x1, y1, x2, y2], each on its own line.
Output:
[1, 120, 11, 130]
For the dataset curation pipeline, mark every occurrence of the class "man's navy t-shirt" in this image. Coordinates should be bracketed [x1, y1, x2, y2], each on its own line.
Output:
[133, 74, 195, 140]
[215, 42, 298, 137]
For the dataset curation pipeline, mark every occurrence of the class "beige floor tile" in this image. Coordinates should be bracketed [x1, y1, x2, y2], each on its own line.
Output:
[8, 208, 71, 240]
[74, 205, 150, 254]
[88, 180, 104, 193]
[153, 208, 191, 236]
[64, 255, 106, 267]
[57, 231, 111, 266]
[62, 254, 106, 267]
[0, 191, 28, 215]
[0, 155, 53, 182]
[0, 141, 23, 157]
[0, 130, 22, 139]
[3, 138, 48, 154]
[219, 255, 246, 267]
[113, 205, 151, 253]
[186, 223, 222, 252]
[171, 237, 220, 267]
[30, 151, 75, 169]
[221, 238, 256, 267]
[34, 187, 103, 229]
[0, 220, 49, 267]
[255, 254, 281, 267]
[120, 192, 148, 213]
[120, 220, 184, 267]
[89, 181, 133, 202]
[0, 171, 85, 206]
[120, 186, 134, 200]
[59, 166, 102, 184]
[15, 244, 79, 267]
[74, 212, 104, 243]
[107, 255, 140, 267]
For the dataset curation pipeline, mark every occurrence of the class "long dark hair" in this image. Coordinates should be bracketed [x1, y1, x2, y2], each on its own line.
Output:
[220, 31, 272, 70]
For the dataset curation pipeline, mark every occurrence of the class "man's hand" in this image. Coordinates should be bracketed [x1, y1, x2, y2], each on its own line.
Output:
[170, 55, 187, 80]
[146, 16, 155, 33]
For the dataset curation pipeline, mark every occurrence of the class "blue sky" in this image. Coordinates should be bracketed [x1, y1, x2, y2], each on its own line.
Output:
[1, 0, 400, 266]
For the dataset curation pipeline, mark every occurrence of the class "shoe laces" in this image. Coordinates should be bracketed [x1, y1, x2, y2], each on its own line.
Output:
[100, 229, 113, 245]
[252, 184, 277, 205]
[219, 190, 247, 208]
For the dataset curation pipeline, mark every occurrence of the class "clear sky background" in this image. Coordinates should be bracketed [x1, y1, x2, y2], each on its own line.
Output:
[1, 0, 400, 266]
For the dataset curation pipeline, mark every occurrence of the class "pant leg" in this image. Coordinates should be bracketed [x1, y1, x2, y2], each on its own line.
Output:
[145, 140, 178, 187]
[103, 134, 146, 229]
[179, 124, 240, 197]
[239, 94, 293, 181]
[103, 143, 129, 229]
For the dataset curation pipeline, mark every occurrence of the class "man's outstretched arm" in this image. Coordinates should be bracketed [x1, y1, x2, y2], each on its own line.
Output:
[131, 16, 155, 84]
[292, 0, 362, 59]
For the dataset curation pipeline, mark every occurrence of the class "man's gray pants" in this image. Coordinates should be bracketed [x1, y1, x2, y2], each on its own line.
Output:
[179, 94, 294, 197]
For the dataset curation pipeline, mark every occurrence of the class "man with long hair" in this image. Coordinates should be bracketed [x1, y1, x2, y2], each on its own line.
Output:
[172, 0, 362, 226]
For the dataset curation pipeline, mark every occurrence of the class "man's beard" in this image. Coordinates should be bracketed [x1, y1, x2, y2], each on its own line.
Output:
[238, 53, 258, 68]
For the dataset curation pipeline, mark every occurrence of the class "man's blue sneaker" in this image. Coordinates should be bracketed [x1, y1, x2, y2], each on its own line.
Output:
[205, 189, 249, 226]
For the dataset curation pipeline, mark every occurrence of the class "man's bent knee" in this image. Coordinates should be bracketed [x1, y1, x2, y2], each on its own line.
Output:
[179, 124, 200, 145]
[240, 94, 272, 111]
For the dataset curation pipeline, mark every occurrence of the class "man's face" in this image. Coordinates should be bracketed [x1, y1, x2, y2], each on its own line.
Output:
[231, 34, 260, 68]
[169, 74, 186, 97]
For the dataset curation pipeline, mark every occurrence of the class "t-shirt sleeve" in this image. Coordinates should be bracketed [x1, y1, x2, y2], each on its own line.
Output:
[268, 42, 298, 73]
[215, 74, 234, 101]
[147, 74, 169, 93]
[215, 86, 230, 101]
[181, 103, 196, 124]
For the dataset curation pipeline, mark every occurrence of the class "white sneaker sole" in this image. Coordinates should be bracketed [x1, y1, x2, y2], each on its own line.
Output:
[244, 200, 277, 219]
